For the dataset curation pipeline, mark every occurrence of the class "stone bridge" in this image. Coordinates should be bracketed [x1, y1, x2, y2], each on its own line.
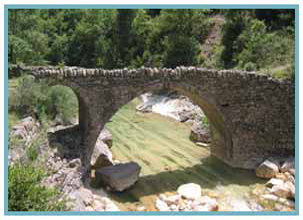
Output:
[10, 65, 295, 170]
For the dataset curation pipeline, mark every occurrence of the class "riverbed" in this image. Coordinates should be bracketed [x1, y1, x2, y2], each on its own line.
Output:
[105, 98, 266, 211]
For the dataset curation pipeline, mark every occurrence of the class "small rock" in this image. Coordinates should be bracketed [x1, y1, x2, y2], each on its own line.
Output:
[189, 122, 211, 143]
[195, 196, 219, 211]
[275, 173, 288, 182]
[270, 182, 292, 198]
[256, 159, 280, 179]
[155, 198, 170, 211]
[288, 168, 295, 177]
[193, 205, 209, 211]
[164, 195, 181, 206]
[170, 204, 178, 211]
[265, 178, 284, 188]
[277, 198, 295, 208]
[137, 206, 146, 211]
[90, 139, 114, 169]
[281, 157, 295, 173]
[93, 200, 105, 210]
[285, 181, 295, 199]
[99, 128, 113, 148]
[261, 194, 279, 202]
[284, 172, 295, 184]
[158, 194, 167, 201]
[85, 206, 94, 211]
[78, 188, 93, 206]
[177, 183, 201, 200]
[68, 158, 81, 168]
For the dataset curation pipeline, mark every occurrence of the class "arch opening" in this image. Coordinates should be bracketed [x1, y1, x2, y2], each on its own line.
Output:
[91, 89, 261, 211]
[45, 84, 85, 160]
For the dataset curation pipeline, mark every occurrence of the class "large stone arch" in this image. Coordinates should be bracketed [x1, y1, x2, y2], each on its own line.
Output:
[10, 65, 295, 172]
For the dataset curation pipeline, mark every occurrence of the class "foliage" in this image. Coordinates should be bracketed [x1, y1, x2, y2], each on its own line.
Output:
[9, 75, 78, 124]
[8, 9, 295, 75]
[8, 162, 67, 211]
[219, 10, 295, 78]
[201, 116, 209, 129]
[26, 130, 47, 162]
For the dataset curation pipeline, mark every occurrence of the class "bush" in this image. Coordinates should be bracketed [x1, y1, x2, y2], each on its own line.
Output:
[220, 11, 294, 73]
[244, 62, 257, 71]
[9, 75, 78, 125]
[8, 163, 67, 211]
[25, 131, 47, 162]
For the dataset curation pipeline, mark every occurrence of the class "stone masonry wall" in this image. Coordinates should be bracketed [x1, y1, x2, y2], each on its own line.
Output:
[10, 65, 295, 170]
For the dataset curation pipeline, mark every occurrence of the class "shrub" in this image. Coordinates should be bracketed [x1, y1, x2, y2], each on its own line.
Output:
[9, 75, 78, 125]
[8, 163, 67, 211]
[201, 116, 210, 129]
[244, 62, 257, 71]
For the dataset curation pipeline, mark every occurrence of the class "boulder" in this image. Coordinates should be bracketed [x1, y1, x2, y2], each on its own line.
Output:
[193, 196, 219, 211]
[95, 162, 141, 192]
[177, 183, 201, 200]
[265, 178, 284, 188]
[189, 122, 211, 143]
[100, 128, 113, 148]
[270, 182, 293, 198]
[281, 157, 295, 173]
[256, 159, 280, 179]
[90, 139, 114, 169]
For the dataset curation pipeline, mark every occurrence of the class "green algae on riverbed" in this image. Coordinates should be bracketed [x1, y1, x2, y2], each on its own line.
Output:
[104, 98, 266, 211]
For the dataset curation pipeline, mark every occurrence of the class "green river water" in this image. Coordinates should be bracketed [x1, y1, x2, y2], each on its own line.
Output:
[103, 98, 267, 211]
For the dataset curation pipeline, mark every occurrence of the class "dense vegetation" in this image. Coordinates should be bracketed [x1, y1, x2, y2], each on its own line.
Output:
[9, 75, 78, 125]
[8, 9, 295, 211]
[9, 9, 295, 77]
[8, 163, 66, 211]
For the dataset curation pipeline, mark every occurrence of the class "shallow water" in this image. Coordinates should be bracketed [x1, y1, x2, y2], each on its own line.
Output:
[104, 98, 266, 211]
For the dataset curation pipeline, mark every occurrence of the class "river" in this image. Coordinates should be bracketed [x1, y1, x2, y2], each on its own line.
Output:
[105, 98, 267, 211]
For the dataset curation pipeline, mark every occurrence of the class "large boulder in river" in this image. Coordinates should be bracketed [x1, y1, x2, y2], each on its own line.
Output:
[95, 162, 141, 192]
[256, 158, 280, 179]
[189, 122, 211, 143]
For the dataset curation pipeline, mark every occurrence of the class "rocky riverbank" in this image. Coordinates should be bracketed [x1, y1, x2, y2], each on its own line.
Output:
[136, 92, 211, 145]
[8, 107, 296, 212]
[9, 116, 120, 211]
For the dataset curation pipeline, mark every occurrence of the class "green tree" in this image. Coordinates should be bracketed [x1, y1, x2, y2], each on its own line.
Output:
[115, 9, 136, 67]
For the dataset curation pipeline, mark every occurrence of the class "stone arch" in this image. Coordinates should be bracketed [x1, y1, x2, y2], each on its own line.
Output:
[14, 66, 294, 172]
[93, 81, 234, 169]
